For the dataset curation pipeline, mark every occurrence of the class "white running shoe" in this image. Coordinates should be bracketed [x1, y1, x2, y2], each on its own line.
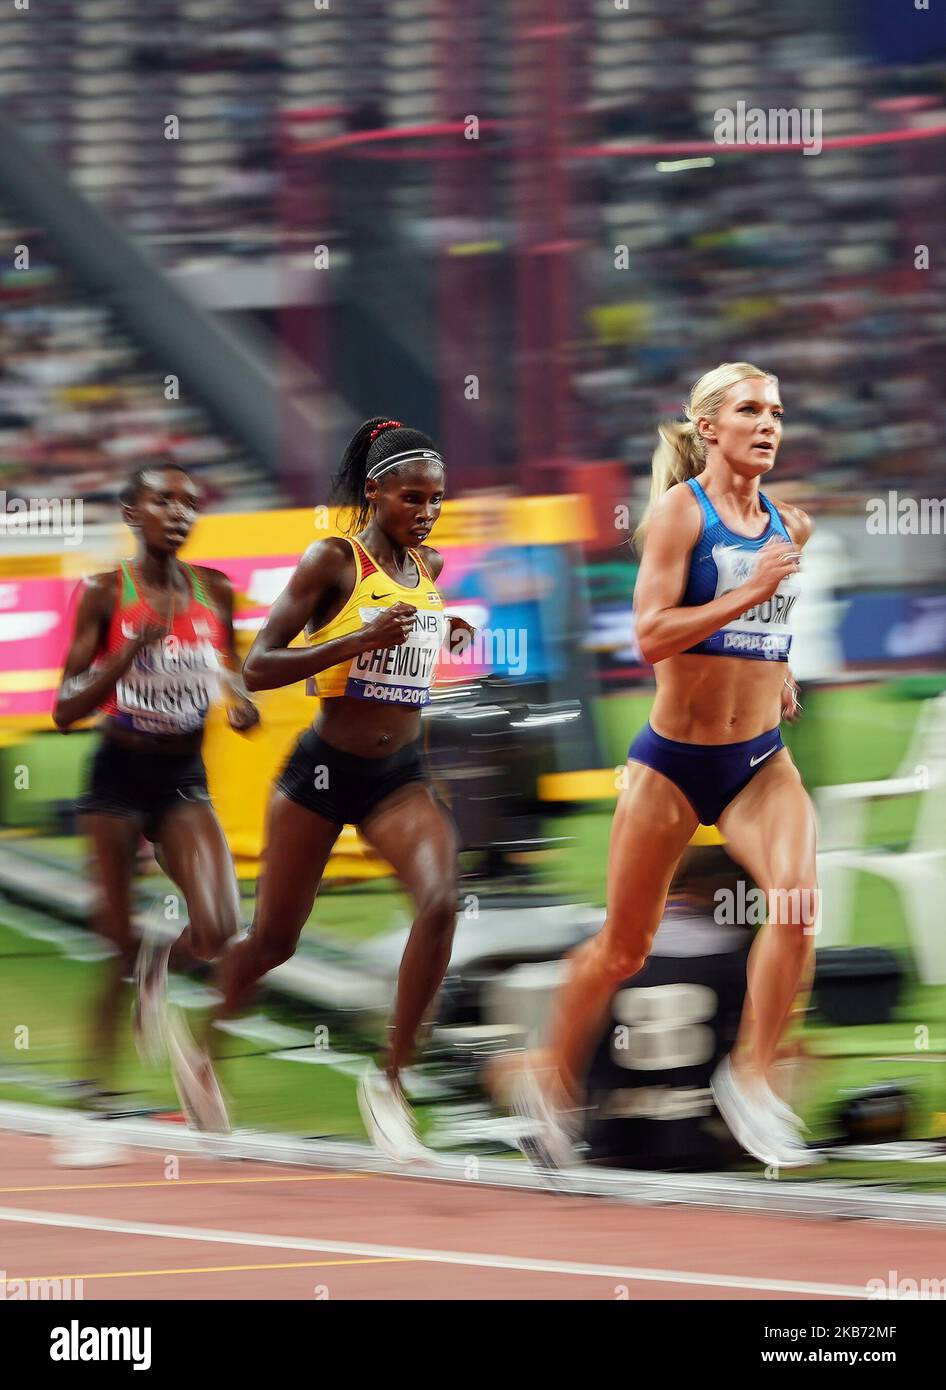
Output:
[51, 1135, 128, 1167]
[133, 938, 170, 1066]
[763, 1082, 809, 1135]
[510, 1065, 582, 1173]
[711, 1057, 813, 1168]
[166, 1012, 230, 1134]
[51, 1113, 128, 1167]
[357, 1062, 429, 1163]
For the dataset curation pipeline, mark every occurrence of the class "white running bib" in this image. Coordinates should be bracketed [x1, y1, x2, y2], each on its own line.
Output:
[345, 606, 446, 706]
[705, 543, 800, 660]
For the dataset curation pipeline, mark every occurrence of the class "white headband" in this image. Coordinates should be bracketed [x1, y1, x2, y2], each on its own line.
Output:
[366, 449, 445, 481]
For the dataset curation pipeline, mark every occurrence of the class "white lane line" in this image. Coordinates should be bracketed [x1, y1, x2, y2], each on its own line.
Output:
[0, 1207, 868, 1297]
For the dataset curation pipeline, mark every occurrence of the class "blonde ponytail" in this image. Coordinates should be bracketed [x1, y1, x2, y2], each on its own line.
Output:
[633, 360, 776, 549]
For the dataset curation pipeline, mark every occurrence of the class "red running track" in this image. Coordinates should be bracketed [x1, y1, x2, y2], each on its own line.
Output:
[0, 1132, 941, 1301]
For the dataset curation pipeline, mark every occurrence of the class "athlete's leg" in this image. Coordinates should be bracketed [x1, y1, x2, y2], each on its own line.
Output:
[157, 800, 243, 962]
[151, 841, 206, 973]
[537, 763, 698, 1104]
[358, 784, 458, 1082]
[80, 812, 141, 1088]
[213, 790, 341, 1019]
[717, 749, 818, 1087]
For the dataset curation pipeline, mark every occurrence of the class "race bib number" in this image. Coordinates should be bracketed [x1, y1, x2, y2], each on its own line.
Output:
[115, 635, 222, 733]
[346, 607, 446, 706]
[704, 543, 799, 661]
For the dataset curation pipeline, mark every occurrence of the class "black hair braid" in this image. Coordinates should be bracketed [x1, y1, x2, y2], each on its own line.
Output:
[330, 417, 440, 533]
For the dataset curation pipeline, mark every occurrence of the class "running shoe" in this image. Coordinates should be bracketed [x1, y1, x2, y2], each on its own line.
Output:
[166, 1011, 231, 1134]
[133, 937, 170, 1066]
[711, 1056, 814, 1168]
[51, 1114, 128, 1168]
[763, 1081, 810, 1135]
[510, 1064, 583, 1173]
[51, 1136, 129, 1168]
[357, 1062, 429, 1163]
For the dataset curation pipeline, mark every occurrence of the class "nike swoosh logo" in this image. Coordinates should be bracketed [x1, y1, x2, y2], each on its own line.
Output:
[749, 746, 779, 767]
[370, 592, 393, 601]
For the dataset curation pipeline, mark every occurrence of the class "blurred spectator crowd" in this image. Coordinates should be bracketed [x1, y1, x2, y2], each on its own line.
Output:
[0, 218, 272, 521]
[0, 0, 944, 510]
[570, 3, 946, 503]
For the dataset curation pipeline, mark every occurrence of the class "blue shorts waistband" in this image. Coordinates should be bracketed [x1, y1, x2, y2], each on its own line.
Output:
[639, 724, 781, 756]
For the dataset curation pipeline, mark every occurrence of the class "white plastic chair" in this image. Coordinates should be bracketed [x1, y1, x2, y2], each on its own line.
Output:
[814, 694, 946, 983]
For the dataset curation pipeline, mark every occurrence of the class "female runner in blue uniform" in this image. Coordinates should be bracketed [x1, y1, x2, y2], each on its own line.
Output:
[508, 362, 816, 1169]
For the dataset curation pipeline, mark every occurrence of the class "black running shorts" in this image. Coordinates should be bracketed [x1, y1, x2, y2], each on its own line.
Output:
[76, 736, 211, 841]
[276, 727, 427, 827]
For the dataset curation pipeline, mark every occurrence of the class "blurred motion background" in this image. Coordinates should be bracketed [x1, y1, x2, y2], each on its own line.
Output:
[0, 0, 945, 1175]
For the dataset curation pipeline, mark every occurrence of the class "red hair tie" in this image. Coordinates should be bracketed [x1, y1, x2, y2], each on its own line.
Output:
[369, 419, 402, 443]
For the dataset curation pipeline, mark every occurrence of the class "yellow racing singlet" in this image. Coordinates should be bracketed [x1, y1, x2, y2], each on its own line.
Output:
[308, 537, 446, 706]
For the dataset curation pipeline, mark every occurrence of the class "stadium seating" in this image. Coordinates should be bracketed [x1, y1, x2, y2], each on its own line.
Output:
[0, 0, 943, 502]
[0, 210, 274, 519]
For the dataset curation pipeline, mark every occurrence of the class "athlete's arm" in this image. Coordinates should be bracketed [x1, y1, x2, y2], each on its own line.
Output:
[634, 486, 801, 666]
[767, 497, 813, 550]
[771, 503, 811, 727]
[781, 670, 803, 723]
[767, 502, 811, 725]
[200, 568, 260, 732]
[52, 573, 163, 731]
[418, 544, 474, 652]
[243, 539, 416, 692]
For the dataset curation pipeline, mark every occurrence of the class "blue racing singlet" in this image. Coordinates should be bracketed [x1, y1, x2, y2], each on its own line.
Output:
[680, 477, 800, 662]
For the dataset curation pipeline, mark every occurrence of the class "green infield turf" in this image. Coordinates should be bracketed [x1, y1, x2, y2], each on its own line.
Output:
[0, 684, 943, 1185]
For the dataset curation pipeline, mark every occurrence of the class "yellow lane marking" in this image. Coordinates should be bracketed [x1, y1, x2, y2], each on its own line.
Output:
[15, 1257, 413, 1282]
[0, 1173, 369, 1195]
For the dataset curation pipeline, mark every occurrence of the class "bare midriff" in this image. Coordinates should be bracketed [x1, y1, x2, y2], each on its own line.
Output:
[314, 696, 422, 757]
[648, 652, 785, 745]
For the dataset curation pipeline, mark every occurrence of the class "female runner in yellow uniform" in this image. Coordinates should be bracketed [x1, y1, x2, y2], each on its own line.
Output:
[213, 418, 471, 1159]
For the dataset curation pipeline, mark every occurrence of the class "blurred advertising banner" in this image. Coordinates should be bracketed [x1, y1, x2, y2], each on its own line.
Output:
[0, 495, 593, 732]
[842, 591, 946, 665]
[1, 497, 595, 868]
[0, 570, 73, 722]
